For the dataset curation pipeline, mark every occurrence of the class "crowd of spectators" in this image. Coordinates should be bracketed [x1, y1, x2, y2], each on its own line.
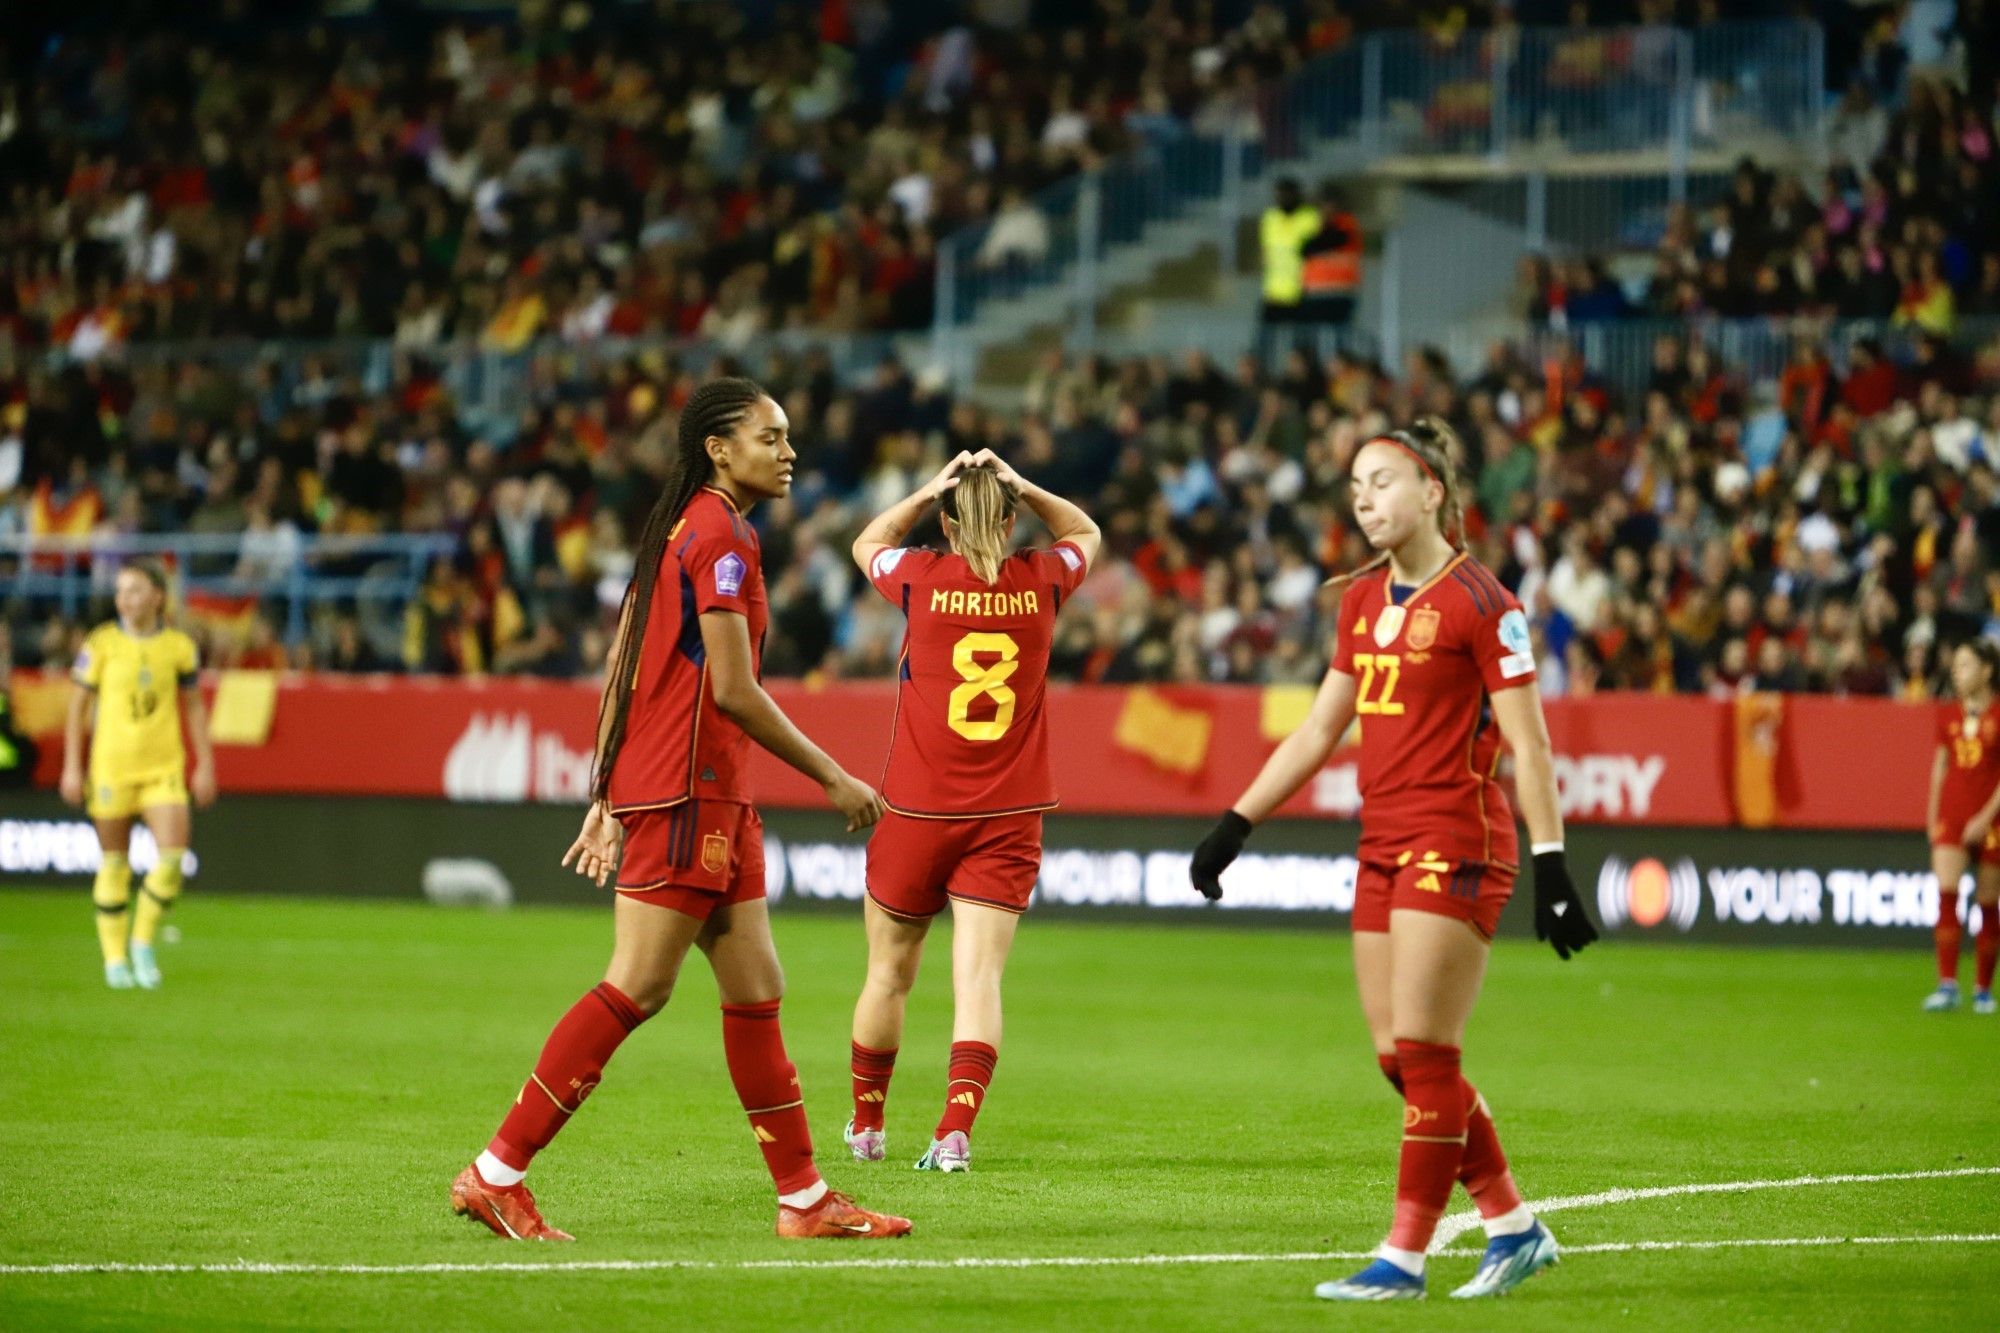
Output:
[5, 311, 1998, 700]
[5, 3, 1999, 700]
[0, 0, 1378, 360]
[1525, 0, 2000, 331]
[7, 0, 1914, 365]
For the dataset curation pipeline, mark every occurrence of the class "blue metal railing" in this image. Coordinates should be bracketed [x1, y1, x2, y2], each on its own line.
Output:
[0, 533, 458, 644]
[31, 331, 915, 446]
[1522, 315, 2000, 395]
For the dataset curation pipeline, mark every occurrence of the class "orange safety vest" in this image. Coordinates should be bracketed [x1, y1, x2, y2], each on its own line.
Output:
[1300, 210, 1362, 297]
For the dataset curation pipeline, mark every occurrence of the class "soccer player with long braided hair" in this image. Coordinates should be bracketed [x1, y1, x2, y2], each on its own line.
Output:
[60, 560, 216, 990]
[451, 378, 911, 1242]
[1189, 418, 1599, 1301]
[841, 450, 1098, 1173]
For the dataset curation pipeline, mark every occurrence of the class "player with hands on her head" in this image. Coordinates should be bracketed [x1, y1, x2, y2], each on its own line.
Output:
[842, 446, 1098, 1173]
[1190, 418, 1596, 1302]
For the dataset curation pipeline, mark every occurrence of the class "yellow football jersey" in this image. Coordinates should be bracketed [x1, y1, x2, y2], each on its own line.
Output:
[74, 622, 200, 780]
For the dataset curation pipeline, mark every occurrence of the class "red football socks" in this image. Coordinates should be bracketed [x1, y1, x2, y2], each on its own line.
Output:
[1378, 1051, 1519, 1215]
[488, 981, 647, 1171]
[1386, 1040, 1468, 1253]
[1459, 1081, 1524, 1219]
[721, 999, 821, 1196]
[1937, 898, 1963, 983]
[1977, 902, 1999, 991]
[851, 1041, 897, 1132]
[935, 1041, 998, 1139]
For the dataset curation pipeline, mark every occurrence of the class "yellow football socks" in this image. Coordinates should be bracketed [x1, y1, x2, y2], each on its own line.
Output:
[93, 852, 133, 965]
[132, 848, 185, 947]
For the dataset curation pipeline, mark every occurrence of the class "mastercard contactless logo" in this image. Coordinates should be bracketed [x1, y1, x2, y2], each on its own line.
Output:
[1597, 855, 1700, 932]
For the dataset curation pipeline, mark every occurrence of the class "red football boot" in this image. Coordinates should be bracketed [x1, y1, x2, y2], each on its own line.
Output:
[451, 1164, 574, 1241]
[775, 1189, 913, 1240]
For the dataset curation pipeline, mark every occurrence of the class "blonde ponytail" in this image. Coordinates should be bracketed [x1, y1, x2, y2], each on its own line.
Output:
[941, 464, 1018, 585]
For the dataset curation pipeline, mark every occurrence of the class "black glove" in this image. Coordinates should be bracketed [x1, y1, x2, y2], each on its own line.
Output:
[1532, 848, 1600, 961]
[1191, 811, 1253, 901]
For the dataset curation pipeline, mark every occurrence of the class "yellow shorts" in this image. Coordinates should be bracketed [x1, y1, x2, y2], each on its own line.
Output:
[88, 771, 188, 820]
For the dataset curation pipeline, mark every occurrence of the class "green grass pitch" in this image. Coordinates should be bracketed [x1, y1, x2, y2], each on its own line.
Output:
[2, 889, 1996, 1331]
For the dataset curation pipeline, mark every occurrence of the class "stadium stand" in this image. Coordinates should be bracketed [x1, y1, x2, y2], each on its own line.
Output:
[2, 0, 1381, 353]
[6, 323, 1997, 696]
[2, 2, 1996, 699]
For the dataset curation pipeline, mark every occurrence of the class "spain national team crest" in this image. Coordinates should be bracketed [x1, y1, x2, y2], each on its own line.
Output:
[1407, 607, 1440, 651]
[1373, 604, 1406, 648]
[701, 833, 730, 876]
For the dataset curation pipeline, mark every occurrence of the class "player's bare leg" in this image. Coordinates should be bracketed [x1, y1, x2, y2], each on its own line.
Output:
[849, 899, 928, 1160]
[602, 893, 706, 1013]
[701, 897, 911, 1239]
[1353, 929, 1396, 1067]
[914, 900, 1018, 1173]
[455, 896, 701, 1240]
[1972, 868, 2000, 1014]
[1927, 845, 1970, 1011]
[91, 816, 136, 988]
[129, 802, 191, 989]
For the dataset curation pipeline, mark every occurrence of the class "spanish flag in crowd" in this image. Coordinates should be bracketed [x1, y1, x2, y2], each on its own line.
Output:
[28, 480, 102, 538]
[183, 590, 263, 648]
[26, 481, 101, 571]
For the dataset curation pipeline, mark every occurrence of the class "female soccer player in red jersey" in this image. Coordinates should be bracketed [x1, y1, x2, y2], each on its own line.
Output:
[842, 450, 1099, 1173]
[1922, 639, 2000, 1014]
[451, 378, 911, 1242]
[1189, 419, 1598, 1301]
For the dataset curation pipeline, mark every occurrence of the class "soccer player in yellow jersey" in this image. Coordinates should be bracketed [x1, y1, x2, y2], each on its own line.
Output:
[60, 562, 217, 989]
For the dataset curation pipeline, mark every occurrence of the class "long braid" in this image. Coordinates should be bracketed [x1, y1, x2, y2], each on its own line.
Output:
[591, 377, 766, 802]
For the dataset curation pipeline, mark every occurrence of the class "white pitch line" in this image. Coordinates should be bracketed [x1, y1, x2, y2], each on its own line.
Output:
[6, 1253, 1380, 1277]
[3, 1233, 1998, 1278]
[7, 1165, 1997, 1279]
[1565, 1234, 2000, 1255]
[1431, 1165, 2000, 1251]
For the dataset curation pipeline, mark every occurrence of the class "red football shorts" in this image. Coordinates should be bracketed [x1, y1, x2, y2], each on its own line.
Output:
[614, 800, 767, 921]
[1932, 814, 2000, 866]
[1352, 854, 1515, 938]
[867, 810, 1044, 920]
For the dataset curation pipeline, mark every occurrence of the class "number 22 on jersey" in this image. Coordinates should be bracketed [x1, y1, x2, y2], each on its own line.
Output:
[948, 632, 1019, 740]
[1352, 652, 1405, 715]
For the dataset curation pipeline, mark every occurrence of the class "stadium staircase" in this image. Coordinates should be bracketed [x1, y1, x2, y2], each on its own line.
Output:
[940, 21, 1825, 401]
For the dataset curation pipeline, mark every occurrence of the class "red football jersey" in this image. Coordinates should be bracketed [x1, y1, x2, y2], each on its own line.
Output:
[1331, 553, 1536, 867]
[607, 486, 767, 812]
[1934, 701, 2000, 826]
[867, 540, 1089, 817]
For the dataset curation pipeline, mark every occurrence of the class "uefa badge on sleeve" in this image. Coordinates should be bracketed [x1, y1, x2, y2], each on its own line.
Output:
[714, 553, 747, 598]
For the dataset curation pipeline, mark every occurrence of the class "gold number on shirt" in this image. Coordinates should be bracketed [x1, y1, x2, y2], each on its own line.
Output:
[1353, 653, 1405, 716]
[1956, 736, 1984, 768]
[948, 632, 1020, 741]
